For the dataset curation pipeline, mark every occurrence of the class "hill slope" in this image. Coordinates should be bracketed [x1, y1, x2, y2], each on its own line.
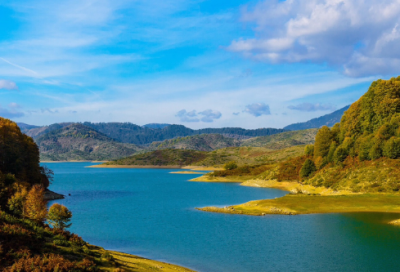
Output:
[36, 124, 141, 161]
[150, 134, 241, 151]
[284, 105, 350, 131]
[73, 123, 287, 145]
[241, 129, 318, 149]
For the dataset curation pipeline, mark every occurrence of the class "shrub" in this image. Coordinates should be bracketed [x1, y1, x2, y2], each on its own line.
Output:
[101, 251, 113, 261]
[300, 159, 316, 178]
[223, 161, 237, 170]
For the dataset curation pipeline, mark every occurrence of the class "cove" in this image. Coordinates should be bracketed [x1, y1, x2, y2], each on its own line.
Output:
[46, 162, 400, 272]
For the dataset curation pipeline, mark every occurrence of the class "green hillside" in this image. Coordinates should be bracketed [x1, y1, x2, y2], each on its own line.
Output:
[241, 129, 317, 149]
[36, 124, 141, 161]
[105, 149, 208, 166]
[150, 134, 241, 151]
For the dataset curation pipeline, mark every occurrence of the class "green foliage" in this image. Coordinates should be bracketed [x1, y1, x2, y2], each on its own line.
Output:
[333, 146, 348, 163]
[224, 161, 238, 170]
[327, 142, 337, 163]
[48, 203, 72, 230]
[304, 145, 314, 156]
[300, 159, 316, 178]
[383, 137, 400, 159]
[314, 126, 333, 159]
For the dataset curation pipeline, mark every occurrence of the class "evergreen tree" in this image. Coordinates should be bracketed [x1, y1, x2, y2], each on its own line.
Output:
[300, 159, 316, 178]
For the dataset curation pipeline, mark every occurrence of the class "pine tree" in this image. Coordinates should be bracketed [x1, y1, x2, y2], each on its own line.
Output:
[300, 159, 316, 178]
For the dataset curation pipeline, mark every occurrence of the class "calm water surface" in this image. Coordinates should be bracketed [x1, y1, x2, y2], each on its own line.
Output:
[46, 162, 400, 272]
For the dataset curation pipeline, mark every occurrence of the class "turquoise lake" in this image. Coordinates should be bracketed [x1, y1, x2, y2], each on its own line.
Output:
[45, 162, 400, 272]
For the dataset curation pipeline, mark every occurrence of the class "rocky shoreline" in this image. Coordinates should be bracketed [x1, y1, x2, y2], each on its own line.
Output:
[44, 189, 65, 200]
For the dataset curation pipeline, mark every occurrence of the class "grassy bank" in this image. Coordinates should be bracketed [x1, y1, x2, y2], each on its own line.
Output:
[197, 194, 400, 216]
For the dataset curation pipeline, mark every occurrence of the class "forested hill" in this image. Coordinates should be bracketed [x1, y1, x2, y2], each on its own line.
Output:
[32, 122, 285, 145]
[284, 105, 350, 131]
[36, 123, 141, 161]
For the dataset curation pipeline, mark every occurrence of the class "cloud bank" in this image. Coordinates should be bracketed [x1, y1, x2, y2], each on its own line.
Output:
[243, 103, 271, 117]
[229, 0, 400, 77]
[288, 103, 336, 112]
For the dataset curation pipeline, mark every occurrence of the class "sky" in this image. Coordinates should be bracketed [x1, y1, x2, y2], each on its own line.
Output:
[1, 0, 400, 129]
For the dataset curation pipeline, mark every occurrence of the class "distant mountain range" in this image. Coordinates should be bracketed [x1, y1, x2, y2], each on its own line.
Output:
[15, 107, 349, 161]
[283, 105, 350, 131]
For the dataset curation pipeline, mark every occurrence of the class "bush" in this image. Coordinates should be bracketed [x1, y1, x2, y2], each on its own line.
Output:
[223, 161, 237, 170]
[101, 251, 113, 261]
[300, 159, 316, 178]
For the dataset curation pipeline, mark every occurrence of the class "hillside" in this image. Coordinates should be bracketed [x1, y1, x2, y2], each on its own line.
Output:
[284, 105, 350, 131]
[36, 124, 141, 161]
[0, 117, 193, 271]
[241, 129, 318, 149]
[150, 134, 241, 151]
[102, 145, 306, 168]
[20, 122, 287, 145]
[104, 149, 208, 166]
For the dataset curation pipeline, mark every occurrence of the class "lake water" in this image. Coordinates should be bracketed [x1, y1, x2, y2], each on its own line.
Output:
[45, 162, 400, 272]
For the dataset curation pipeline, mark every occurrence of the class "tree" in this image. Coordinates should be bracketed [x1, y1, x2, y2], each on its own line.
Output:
[8, 187, 28, 216]
[327, 142, 337, 163]
[48, 203, 72, 230]
[24, 184, 47, 222]
[334, 146, 348, 163]
[300, 159, 316, 178]
[224, 161, 238, 170]
[314, 126, 333, 159]
[304, 145, 314, 156]
[383, 137, 400, 159]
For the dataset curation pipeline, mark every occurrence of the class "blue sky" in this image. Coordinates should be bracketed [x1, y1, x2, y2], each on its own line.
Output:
[1, 0, 400, 129]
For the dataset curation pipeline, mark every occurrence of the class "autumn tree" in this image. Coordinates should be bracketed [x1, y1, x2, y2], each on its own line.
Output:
[48, 203, 72, 230]
[24, 184, 47, 222]
[8, 186, 28, 216]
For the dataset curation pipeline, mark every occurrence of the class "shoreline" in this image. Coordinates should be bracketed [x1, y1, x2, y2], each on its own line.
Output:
[88, 164, 184, 169]
[193, 174, 400, 218]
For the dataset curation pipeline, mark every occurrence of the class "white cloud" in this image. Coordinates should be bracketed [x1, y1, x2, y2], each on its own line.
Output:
[288, 103, 336, 112]
[243, 103, 271, 117]
[0, 80, 18, 90]
[229, 0, 400, 77]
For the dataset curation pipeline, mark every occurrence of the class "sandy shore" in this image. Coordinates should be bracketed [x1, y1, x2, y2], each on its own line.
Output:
[88, 164, 184, 169]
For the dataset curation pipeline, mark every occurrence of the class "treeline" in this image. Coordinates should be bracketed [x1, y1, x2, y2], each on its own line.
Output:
[83, 123, 286, 145]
